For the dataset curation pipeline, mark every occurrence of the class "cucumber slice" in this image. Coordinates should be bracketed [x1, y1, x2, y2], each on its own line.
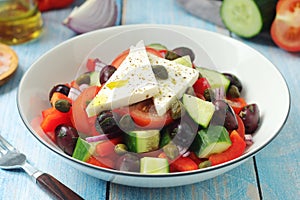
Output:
[220, 0, 277, 38]
[197, 67, 230, 91]
[72, 138, 95, 161]
[173, 55, 192, 68]
[183, 94, 215, 128]
[147, 43, 167, 51]
[90, 71, 101, 86]
[125, 130, 160, 153]
[191, 126, 231, 158]
[159, 127, 172, 148]
[140, 157, 169, 174]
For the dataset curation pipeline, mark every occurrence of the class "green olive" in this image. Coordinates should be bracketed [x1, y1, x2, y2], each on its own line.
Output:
[170, 99, 184, 120]
[165, 50, 180, 60]
[199, 160, 211, 169]
[163, 142, 179, 160]
[152, 65, 168, 80]
[114, 144, 128, 155]
[55, 99, 71, 113]
[227, 85, 240, 98]
[76, 72, 91, 85]
[204, 88, 214, 101]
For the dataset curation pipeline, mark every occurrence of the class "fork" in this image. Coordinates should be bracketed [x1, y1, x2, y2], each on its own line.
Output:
[0, 134, 83, 200]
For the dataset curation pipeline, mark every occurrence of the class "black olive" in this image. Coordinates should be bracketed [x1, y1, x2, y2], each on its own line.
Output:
[239, 104, 260, 134]
[55, 125, 79, 156]
[95, 110, 122, 135]
[211, 100, 238, 131]
[172, 47, 195, 62]
[49, 84, 70, 101]
[99, 65, 116, 84]
[223, 73, 243, 92]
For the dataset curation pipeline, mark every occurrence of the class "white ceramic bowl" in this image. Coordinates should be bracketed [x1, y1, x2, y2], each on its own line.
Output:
[17, 24, 290, 187]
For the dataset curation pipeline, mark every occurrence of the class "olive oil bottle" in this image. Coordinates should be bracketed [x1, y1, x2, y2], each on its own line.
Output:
[0, 0, 43, 45]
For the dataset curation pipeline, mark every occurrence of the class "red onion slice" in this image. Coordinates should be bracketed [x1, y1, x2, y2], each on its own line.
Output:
[68, 87, 81, 101]
[63, 0, 118, 34]
[244, 134, 254, 146]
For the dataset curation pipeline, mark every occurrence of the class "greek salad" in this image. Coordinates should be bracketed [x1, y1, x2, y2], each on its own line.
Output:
[39, 40, 260, 173]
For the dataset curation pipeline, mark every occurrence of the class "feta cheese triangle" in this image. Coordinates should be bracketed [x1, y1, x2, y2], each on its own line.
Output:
[86, 41, 159, 117]
[148, 53, 199, 116]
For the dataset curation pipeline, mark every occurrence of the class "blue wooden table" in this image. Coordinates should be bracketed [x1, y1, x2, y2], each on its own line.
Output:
[0, 0, 299, 199]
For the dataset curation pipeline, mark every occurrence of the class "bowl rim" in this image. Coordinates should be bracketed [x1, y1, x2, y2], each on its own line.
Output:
[17, 24, 291, 178]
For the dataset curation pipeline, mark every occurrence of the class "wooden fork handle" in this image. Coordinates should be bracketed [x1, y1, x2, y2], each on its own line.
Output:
[36, 173, 84, 200]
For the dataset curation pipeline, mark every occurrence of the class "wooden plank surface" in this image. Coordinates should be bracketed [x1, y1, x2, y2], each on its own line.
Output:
[0, 2, 108, 200]
[233, 36, 300, 199]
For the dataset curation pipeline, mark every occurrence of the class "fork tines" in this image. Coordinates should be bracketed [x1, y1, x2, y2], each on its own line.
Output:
[0, 134, 16, 154]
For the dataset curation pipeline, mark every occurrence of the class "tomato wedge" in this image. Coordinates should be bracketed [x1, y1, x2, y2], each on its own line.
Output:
[192, 77, 211, 98]
[270, 0, 300, 52]
[129, 99, 173, 129]
[95, 137, 122, 157]
[226, 97, 247, 115]
[86, 156, 113, 169]
[111, 47, 163, 68]
[235, 114, 245, 139]
[72, 86, 101, 136]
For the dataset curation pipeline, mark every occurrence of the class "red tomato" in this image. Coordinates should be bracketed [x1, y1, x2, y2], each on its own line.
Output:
[208, 130, 246, 166]
[72, 86, 101, 136]
[37, 0, 74, 12]
[226, 97, 247, 115]
[158, 49, 168, 57]
[95, 137, 122, 157]
[192, 77, 211, 98]
[170, 156, 198, 172]
[188, 152, 203, 166]
[86, 156, 113, 169]
[86, 58, 96, 72]
[270, 0, 300, 52]
[235, 114, 245, 139]
[129, 99, 173, 129]
[111, 47, 163, 68]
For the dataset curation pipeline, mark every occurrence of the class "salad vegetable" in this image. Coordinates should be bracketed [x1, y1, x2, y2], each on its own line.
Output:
[270, 0, 300, 52]
[63, 0, 117, 34]
[220, 0, 277, 38]
[37, 0, 74, 12]
[39, 41, 260, 173]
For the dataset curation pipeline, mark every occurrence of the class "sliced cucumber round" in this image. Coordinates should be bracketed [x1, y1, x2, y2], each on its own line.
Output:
[220, 0, 277, 38]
